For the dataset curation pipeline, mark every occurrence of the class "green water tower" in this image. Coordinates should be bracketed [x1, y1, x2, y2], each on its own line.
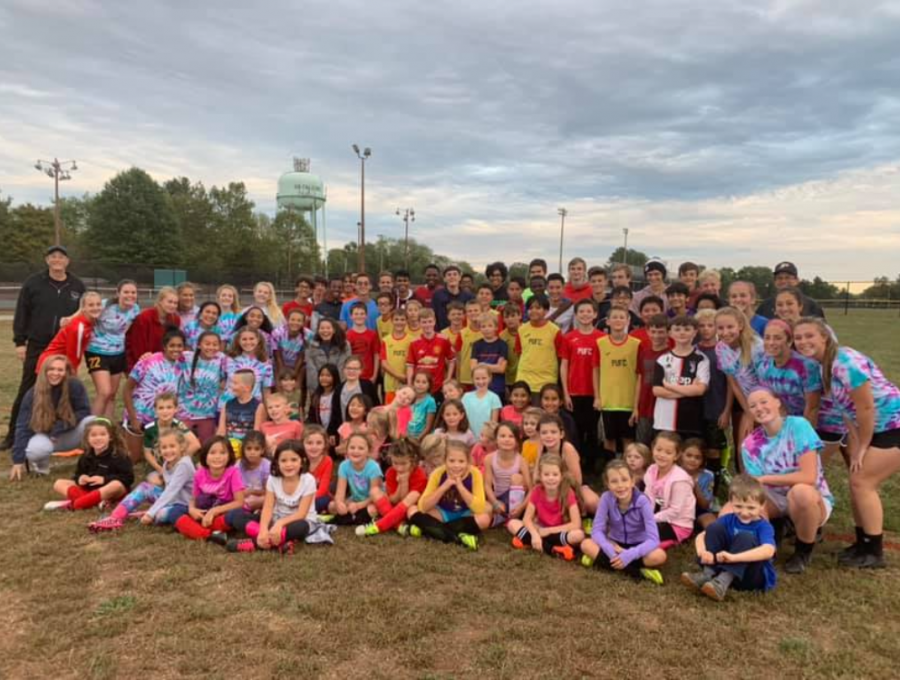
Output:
[276, 157, 328, 275]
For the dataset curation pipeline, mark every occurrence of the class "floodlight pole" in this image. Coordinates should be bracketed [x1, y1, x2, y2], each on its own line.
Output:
[558, 207, 568, 273]
[352, 145, 371, 273]
[35, 157, 77, 245]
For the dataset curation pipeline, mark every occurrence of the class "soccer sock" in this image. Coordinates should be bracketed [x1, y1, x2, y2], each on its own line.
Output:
[702, 566, 717, 579]
[72, 490, 102, 510]
[67, 486, 87, 502]
[374, 496, 393, 518]
[446, 516, 481, 537]
[515, 526, 533, 545]
[409, 513, 455, 543]
[174, 515, 211, 541]
[209, 515, 229, 533]
[508, 485, 525, 512]
[795, 539, 815, 556]
[714, 571, 735, 587]
[862, 532, 884, 557]
[375, 502, 409, 532]
[245, 521, 260, 539]
[110, 503, 130, 521]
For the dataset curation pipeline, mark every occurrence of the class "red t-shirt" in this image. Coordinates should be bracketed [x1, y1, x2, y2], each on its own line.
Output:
[636, 344, 669, 418]
[406, 334, 455, 393]
[559, 328, 605, 397]
[310, 455, 334, 499]
[282, 300, 313, 323]
[630, 327, 675, 351]
[413, 284, 441, 308]
[563, 282, 593, 303]
[385, 465, 428, 496]
[347, 327, 381, 380]
[531, 484, 578, 527]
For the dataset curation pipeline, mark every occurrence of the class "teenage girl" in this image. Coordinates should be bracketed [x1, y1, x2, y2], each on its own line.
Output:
[643, 431, 696, 550]
[434, 399, 476, 447]
[756, 319, 821, 423]
[507, 453, 585, 561]
[216, 284, 241, 344]
[123, 329, 189, 430]
[273, 309, 311, 382]
[38, 291, 104, 373]
[250, 281, 285, 327]
[407, 440, 492, 550]
[356, 437, 429, 537]
[88, 428, 194, 532]
[302, 425, 334, 513]
[579, 459, 666, 584]
[305, 318, 352, 396]
[182, 331, 227, 443]
[44, 418, 134, 512]
[234, 306, 274, 354]
[774, 288, 804, 326]
[183, 302, 221, 350]
[484, 421, 531, 526]
[84, 279, 140, 417]
[125, 286, 180, 372]
[225, 328, 274, 404]
[727, 281, 767, 336]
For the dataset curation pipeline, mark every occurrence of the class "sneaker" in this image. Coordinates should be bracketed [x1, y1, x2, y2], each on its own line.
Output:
[701, 577, 729, 602]
[784, 550, 812, 575]
[355, 523, 381, 537]
[408, 525, 422, 538]
[226, 539, 257, 553]
[640, 568, 664, 586]
[551, 545, 575, 561]
[580, 555, 595, 569]
[88, 516, 125, 533]
[208, 531, 228, 547]
[511, 536, 527, 550]
[839, 552, 886, 569]
[318, 514, 335, 523]
[680, 571, 710, 593]
[278, 540, 295, 556]
[458, 533, 479, 551]
[396, 523, 410, 536]
[837, 543, 862, 564]
[43, 500, 72, 512]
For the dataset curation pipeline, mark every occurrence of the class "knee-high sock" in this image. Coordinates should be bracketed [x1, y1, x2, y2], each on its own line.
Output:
[446, 516, 481, 537]
[374, 496, 393, 518]
[72, 490, 102, 510]
[209, 515, 229, 532]
[174, 515, 211, 540]
[245, 521, 260, 539]
[67, 485, 87, 502]
[508, 485, 525, 512]
[409, 513, 455, 543]
[375, 502, 409, 532]
[283, 520, 310, 542]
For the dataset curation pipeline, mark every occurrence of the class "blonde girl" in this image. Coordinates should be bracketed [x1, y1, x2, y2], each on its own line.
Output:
[329, 432, 384, 525]
[366, 406, 392, 461]
[216, 284, 241, 344]
[125, 286, 180, 372]
[419, 433, 447, 476]
[252, 281, 284, 327]
[623, 442, 651, 491]
[727, 280, 767, 336]
[37, 291, 103, 373]
[302, 424, 334, 513]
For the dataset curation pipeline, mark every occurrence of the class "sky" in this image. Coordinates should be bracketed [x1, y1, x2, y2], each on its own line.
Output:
[1, 0, 899, 281]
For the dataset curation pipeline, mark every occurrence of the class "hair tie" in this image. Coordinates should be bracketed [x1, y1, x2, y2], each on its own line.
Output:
[766, 318, 793, 337]
[93, 417, 113, 426]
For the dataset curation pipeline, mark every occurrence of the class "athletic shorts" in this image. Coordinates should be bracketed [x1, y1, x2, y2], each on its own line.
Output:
[871, 428, 900, 449]
[438, 507, 471, 523]
[766, 486, 833, 525]
[602, 411, 635, 442]
[816, 429, 847, 445]
[85, 351, 127, 375]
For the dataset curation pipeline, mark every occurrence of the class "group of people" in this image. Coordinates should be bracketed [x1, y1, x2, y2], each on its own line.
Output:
[7, 245, 900, 600]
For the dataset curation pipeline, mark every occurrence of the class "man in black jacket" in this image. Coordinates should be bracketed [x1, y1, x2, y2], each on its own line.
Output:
[2, 246, 85, 450]
[756, 261, 826, 320]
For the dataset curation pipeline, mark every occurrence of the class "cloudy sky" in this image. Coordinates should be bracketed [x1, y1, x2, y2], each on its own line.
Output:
[2, 0, 899, 280]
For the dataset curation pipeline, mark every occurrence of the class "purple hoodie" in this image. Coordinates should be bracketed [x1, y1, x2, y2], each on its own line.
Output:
[591, 489, 660, 567]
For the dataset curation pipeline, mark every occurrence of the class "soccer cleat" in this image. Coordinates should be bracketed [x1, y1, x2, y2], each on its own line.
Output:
[355, 523, 381, 537]
[278, 540, 295, 556]
[43, 500, 72, 512]
[226, 539, 257, 553]
[784, 551, 812, 575]
[700, 577, 729, 602]
[511, 536, 527, 550]
[318, 514, 335, 523]
[640, 568, 664, 586]
[458, 533, 479, 551]
[680, 571, 710, 593]
[408, 525, 422, 538]
[839, 552, 886, 570]
[837, 543, 862, 564]
[551, 545, 575, 561]
[88, 516, 125, 533]
[580, 555, 595, 569]
[207, 531, 228, 547]
[396, 523, 410, 536]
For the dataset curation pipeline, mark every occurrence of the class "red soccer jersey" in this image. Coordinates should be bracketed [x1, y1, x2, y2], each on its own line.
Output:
[385, 465, 428, 496]
[630, 327, 675, 351]
[636, 343, 670, 418]
[559, 328, 605, 397]
[282, 300, 313, 324]
[310, 455, 334, 499]
[347, 327, 381, 380]
[563, 282, 593, 303]
[37, 313, 94, 372]
[406, 334, 455, 393]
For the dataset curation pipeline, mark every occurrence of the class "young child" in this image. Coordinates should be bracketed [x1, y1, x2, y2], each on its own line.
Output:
[356, 437, 429, 537]
[434, 398, 477, 447]
[681, 474, 776, 601]
[380, 308, 412, 404]
[227, 440, 335, 553]
[455, 300, 484, 390]
[406, 308, 455, 397]
[500, 304, 522, 389]
[628, 296, 668, 346]
[560, 299, 604, 465]
[302, 425, 334, 513]
[88, 428, 194, 532]
[651, 315, 710, 441]
[217, 370, 263, 454]
[346, 302, 381, 382]
[539, 384, 579, 451]
[407, 371, 438, 440]
[470, 314, 508, 399]
[507, 453, 585, 561]
[643, 432, 696, 550]
[366, 407, 392, 462]
[238, 431, 271, 512]
[173, 437, 246, 540]
[276, 370, 303, 421]
[407, 440, 491, 550]
[694, 309, 728, 482]
[272, 309, 311, 382]
[515, 294, 563, 397]
[308, 364, 341, 442]
[329, 432, 384, 524]
[419, 433, 447, 477]
[634, 314, 671, 445]
[183, 331, 227, 443]
[260, 392, 304, 453]
[387, 385, 415, 438]
[623, 442, 651, 491]
[336, 394, 373, 456]
[484, 421, 531, 526]
[471, 421, 499, 471]
[462, 365, 502, 440]
[442, 379, 465, 403]
[579, 459, 666, 584]
[595, 307, 641, 455]
[404, 299, 423, 339]
[521, 407, 543, 467]
[501, 381, 531, 426]
[681, 438, 716, 529]
[226, 327, 274, 404]
[142, 392, 200, 482]
[45, 419, 134, 512]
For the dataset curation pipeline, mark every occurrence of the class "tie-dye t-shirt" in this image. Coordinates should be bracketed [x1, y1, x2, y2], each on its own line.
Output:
[755, 351, 822, 417]
[181, 352, 227, 419]
[223, 355, 274, 405]
[830, 347, 900, 434]
[218, 313, 239, 345]
[182, 321, 222, 351]
[129, 352, 189, 425]
[271, 326, 313, 369]
[742, 415, 832, 507]
[716, 337, 764, 398]
[87, 302, 140, 355]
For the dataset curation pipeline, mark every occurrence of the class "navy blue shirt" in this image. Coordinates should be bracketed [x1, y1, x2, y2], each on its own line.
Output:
[472, 338, 509, 396]
[432, 288, 474, 331]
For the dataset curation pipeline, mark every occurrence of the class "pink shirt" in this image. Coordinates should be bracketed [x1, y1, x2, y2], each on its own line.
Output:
[260, 420, 304, 450]
[499, 405, 524, 426]
[531, 485, 577, 528]
[192, 466, 244, 510]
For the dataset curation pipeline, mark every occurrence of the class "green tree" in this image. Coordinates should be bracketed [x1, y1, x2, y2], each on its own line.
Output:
[1, 203, 54, 263]
[208, 182, 261, 278]
[84, 168, 182, 266]
[165, 177, 219, 278]
[269, 209, 321, 281]
[731, 266, 775, 300]
[607, 246, 649, 269]
[799, 276, 840, 301]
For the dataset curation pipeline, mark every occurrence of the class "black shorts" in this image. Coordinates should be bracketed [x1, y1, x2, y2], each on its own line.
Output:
[85, 351, 127, 375]
[601, 411, 635, 442]
[871, 428, 900, 449]
[702, 419, 728, 451]
[816, 429, 846, 445]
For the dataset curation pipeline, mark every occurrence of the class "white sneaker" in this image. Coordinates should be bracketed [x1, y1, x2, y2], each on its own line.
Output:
[30, 459, 51, 476]
[43, 500, 72, 511]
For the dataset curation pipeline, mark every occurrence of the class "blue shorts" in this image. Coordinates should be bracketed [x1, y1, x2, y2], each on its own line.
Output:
[439, 507, 472, 523]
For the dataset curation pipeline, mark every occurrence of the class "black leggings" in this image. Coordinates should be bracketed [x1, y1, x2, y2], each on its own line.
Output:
[410, 513, 481, 544]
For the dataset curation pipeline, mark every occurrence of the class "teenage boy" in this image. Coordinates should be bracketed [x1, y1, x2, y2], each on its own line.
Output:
[678, 261, 702, 308]
[515, 294, 564, 398]
[347, 302, 381, 381]
[476, 284, 504, 331]
[593, 307, 641, 455]
[598, 286, 643, 332]
[432, 264, 474, 331]
[282, 275, 314, 319]
[394, 269, 414, 309]
[406, 308, 455, 396]
[563, 257, 593, 302]
[609, 263, 633, 291]
[500, 304, 523, 389]
[470, 314, 508, 399]
[455, 300, 484, 389]
[631, 258, 670, 315]
[588, 266, 611, 322]
[440, 301, 465, 348]
[381, 308, 412, 403]
[560, 299, 604, 466]
[311, 276, 345, 331]
[218, 369, 263, 444]
[651, 315, 710, 440]
[634, 314, 672, 444]
[460, 272, 475, 295]
[375, 292, 395, 338]
[339, 273, 379, 331]
[523, 259, 548, 303]
[665, 282, 693, 318]
[528, 275, 547, 301]
[546, 273, 574, 332]
[414, 264, 442, 308]
[378, 271, 395, 294]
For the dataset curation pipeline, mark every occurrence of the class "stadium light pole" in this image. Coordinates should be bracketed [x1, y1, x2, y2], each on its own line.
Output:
[622, 228, 629, 265]
[396, 207, 415, 269]
[557, 207, 568, 273]
[35, 158, 77, 246]
[352, 144, 371, 273]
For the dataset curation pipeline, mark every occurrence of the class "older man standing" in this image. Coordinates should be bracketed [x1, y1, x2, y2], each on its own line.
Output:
[3, 245, 85, 450]
[756, 262, 825, 319]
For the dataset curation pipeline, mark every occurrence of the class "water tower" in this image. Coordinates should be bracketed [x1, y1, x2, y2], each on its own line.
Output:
[276, 157, 328, 276]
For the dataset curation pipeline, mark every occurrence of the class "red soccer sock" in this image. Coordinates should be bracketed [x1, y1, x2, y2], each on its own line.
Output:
[374, 496, 393, 518]
[67, 485, 87, 502]
[245, 521, 260, 538]
[72, 490, 102, 510]
[209, 515, 229, 532]
[174, 515, 212, 541]
[375, 502, 409, 532]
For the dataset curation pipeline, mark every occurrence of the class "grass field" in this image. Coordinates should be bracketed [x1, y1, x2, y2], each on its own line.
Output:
[1, 311, 899, 679]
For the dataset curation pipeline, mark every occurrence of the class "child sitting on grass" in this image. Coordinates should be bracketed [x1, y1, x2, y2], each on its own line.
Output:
[484, 421, 531, 526]
[623, 442, 651, 492]
[328, 432, 383, 525]
[356, 437, 428, 537]
[643, 431, 696, 550]
[237, 431, 270, 512]
[681, 438, 716, 530]
[302, 425, 334, 513]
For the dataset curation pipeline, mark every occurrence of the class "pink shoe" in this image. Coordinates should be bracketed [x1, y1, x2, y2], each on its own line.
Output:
[89, 516, 125, 533]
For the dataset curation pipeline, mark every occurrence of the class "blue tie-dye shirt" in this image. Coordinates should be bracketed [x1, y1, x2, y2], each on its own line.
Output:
[222, 354, 274, 406]
[271, 326, 313, 369]
[716, 336, 764, 398]
[181, 351, 227, 419]
[182, 320, 222, 351]
[129, 353, 189, 425]
[86, 302, 140, 355]
[830, 347, 900, 434]
[755, 351, 822, 417]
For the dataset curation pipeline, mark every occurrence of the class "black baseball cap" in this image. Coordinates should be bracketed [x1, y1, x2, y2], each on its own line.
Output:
[45, 245, 69, 257]
[773, 261, 798, 277]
